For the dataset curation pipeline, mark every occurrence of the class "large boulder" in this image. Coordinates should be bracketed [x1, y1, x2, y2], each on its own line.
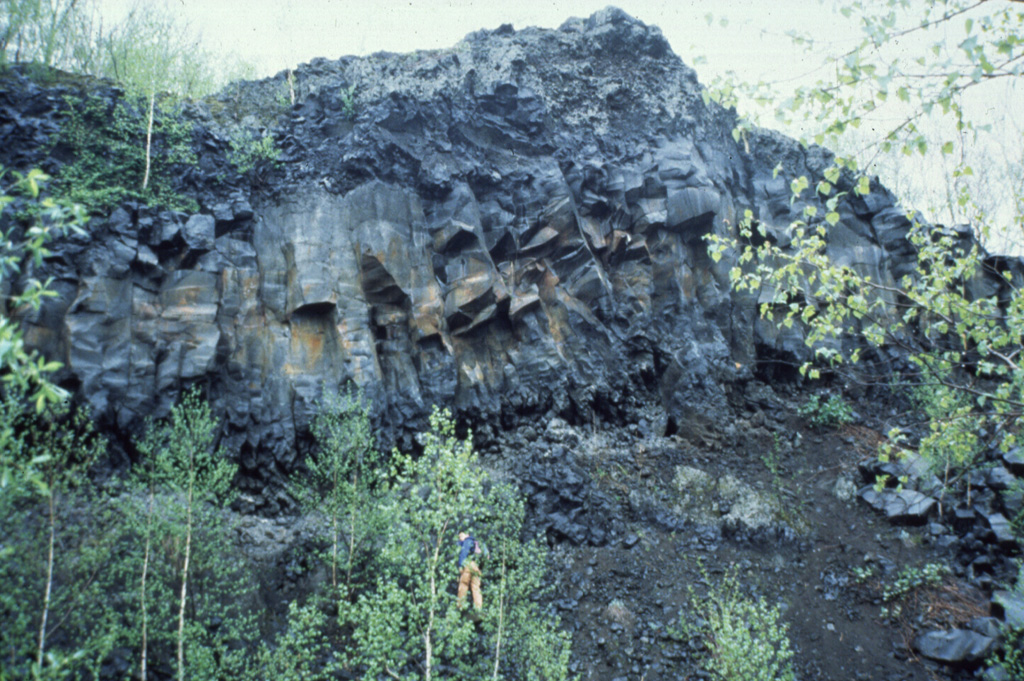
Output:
[913, 629, 996, 667]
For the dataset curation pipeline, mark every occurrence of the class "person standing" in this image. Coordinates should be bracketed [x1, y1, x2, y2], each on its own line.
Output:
[456, 531, 483, 613]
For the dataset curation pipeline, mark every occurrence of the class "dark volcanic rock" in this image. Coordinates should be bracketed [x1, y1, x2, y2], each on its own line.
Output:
[984, 513, 1019, 547]
[3, 9, 1021, 502]
[858, 487, 936, 525]
[912, 629, 996, 666]
[992, 589, 1024, 629]
[1003, 448, 1024, 475]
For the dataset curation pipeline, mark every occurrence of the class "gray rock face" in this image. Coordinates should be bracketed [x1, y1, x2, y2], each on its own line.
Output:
[1, 9, 1019, 503]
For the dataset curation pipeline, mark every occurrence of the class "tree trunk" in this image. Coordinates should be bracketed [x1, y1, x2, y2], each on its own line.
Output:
[142, 90, 155, 191]
[347, 509, 355, 590]
[330, 461, 339, 590]
[491, 557, 507, 680]
[345, 469, 359, 590]
[423, 522, 449, 681]
[331, 513, 338, 591]
[37, 492, 56, 671]
[176, 475, 194, 681]
[425, 566, 436, 681]
[140, 489, 154, 681]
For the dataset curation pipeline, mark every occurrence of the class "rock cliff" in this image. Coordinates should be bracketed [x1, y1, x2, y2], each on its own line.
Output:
[0, 8, 1009, 508]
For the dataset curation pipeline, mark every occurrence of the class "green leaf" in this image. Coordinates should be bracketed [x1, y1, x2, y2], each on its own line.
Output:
[825, 212, 841, 226]
[790, 176, 809, 198]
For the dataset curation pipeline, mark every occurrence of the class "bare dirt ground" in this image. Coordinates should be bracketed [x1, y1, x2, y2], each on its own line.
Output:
[550, 413, 990, 681]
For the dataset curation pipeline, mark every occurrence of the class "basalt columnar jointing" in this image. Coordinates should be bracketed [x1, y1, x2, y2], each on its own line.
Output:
[1, 8, 1012, 508]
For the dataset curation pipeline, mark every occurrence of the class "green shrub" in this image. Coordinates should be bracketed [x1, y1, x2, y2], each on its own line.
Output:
[0, 167, 86, 424]
[2, 397, 571, 680]
[339, 84, 356, 120]
[0, 401, 116, 680]
[850, 561, 951, 622]
[911, 383, 982, 497]
[874, 381, 986, 500]
[56, 93, 198, 213]
[290, 386, 385, 596]
[0, 387, 257, 681]
[798, 393, 854, 430]
[228, 129, 280, 182]
[882, 562, 948, 601]
[681, 567, 795, 681]
[136, 386, 246, 681]
[338, 406, 572, 681]
[254, 601, 338, 681]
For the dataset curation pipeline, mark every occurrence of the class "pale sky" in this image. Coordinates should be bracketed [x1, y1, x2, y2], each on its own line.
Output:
[98, 0, 853, 85]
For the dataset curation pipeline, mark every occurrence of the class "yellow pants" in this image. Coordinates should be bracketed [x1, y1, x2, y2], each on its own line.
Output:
[457, 560, 482, 610]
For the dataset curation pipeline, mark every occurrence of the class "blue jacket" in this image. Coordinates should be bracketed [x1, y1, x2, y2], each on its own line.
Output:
[457, 536, 476, 568]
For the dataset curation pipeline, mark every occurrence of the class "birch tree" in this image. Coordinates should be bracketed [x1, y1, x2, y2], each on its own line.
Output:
[706, 0, 1024, 493]
[338, 406, 572, 681]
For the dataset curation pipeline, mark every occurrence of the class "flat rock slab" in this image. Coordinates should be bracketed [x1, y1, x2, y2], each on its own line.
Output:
[984, 513, 1018, 547]
[859, 453, 932, 484]
[1002, 448, 1024, 475]
[992, 590, 1024, 629]
[913, 629, 996, 666]
[858, 487, 936, 525]
[986, 465, 1018, 491]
